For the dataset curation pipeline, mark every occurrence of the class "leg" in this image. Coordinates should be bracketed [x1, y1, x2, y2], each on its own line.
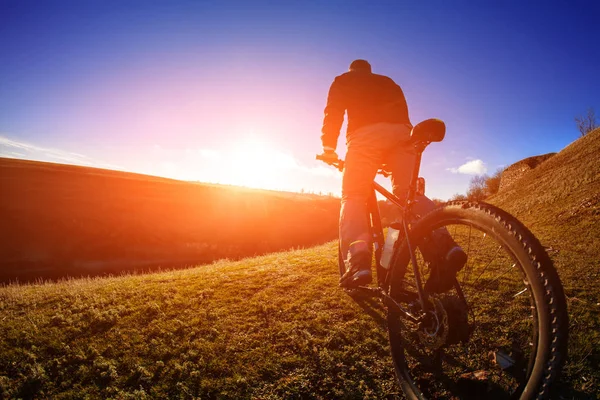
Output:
[339, 123, 406, 286]
[385, 136, 467, 293]
[340, 138, 380, 275]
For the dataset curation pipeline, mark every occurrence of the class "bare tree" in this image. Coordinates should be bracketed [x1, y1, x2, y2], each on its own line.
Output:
[575, 107, 598, 136]
[450, 193, 467, 201]
[467, 175, 487, 201]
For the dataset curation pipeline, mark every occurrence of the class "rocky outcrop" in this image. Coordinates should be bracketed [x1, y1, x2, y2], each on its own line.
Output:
[499, 153, 556, 191]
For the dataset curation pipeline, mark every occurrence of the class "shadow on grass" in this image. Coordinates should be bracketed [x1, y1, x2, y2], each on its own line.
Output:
[552, 382, 597, 400]
[345, 288, 388, 328]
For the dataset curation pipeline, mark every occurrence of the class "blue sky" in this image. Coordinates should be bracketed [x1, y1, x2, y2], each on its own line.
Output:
[1, 0, 598, 199]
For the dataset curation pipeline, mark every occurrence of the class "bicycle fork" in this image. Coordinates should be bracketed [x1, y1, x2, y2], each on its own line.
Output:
[401, 217, 431, 315]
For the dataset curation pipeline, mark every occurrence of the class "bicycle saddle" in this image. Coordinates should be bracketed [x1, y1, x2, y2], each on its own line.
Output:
[410, 119, 446, 143]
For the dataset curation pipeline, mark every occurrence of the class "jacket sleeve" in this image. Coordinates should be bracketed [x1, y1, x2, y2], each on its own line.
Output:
[390, 82, 410, 125]
[321, 77, 345, 150]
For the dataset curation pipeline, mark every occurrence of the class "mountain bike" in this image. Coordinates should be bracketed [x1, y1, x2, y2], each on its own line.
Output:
[316, 119, 568, 399]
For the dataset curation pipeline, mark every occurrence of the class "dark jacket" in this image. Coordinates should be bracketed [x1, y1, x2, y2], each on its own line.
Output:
[321, 70, 411, 149]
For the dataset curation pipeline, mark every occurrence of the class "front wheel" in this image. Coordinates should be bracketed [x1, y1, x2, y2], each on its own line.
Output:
[387, 201, 568, 400]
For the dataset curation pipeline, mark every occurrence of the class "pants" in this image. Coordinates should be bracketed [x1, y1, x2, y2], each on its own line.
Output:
[340, 122, 442, 269]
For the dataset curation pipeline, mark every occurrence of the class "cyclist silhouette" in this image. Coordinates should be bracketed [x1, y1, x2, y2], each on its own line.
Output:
[319, 59, 466, 290]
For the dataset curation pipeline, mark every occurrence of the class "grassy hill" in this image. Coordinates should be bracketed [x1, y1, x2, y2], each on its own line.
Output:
[1, 130, 599, 398]
[0, 158, 339, 282]
[0, 244, 403, 399]
[490, 128, 600, 397]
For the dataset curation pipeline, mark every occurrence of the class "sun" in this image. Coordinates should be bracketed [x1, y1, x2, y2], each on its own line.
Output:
[219, 135, 296, 190]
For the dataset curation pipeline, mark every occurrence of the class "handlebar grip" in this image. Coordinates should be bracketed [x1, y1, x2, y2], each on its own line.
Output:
[316, 154, 344, 171]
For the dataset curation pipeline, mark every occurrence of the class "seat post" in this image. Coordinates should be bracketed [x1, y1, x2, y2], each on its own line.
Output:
[404, 142, 428, 207]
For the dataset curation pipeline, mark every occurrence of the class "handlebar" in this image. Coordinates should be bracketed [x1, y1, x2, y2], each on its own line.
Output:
[316, 154, 391, 177]
[315, 154, 344, 171]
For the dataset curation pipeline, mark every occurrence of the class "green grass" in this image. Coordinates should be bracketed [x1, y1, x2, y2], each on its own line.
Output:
[2, 234, 598, 398]
[1, 243, 405, 399]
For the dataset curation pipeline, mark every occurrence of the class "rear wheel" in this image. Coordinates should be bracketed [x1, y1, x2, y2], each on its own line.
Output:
[387, 201, 568, 400]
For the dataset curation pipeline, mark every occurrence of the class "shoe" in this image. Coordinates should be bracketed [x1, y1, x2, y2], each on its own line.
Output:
[424, 246, 467, 294]
[340, 267, 372, 288]
[340, 252, 372, 288]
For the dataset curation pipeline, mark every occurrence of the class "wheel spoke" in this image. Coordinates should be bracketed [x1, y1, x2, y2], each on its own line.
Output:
[476, 263, 518, 293]
[468, 244, 503, 288]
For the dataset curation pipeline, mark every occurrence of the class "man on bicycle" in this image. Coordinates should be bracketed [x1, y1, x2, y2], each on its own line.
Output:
[319, 59, 466, 291]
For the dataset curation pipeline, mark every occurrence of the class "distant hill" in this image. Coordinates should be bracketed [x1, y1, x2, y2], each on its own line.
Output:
[491, 128, 599, 240]
[490, 128, 600, 268]
[0, 158, 340, 281]
[498, 152, 556, 191]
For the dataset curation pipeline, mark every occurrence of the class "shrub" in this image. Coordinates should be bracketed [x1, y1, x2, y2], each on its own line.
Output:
[450, 193, 467, 201]
[575, 107, 597, 136]
[485, 168, 504, 196]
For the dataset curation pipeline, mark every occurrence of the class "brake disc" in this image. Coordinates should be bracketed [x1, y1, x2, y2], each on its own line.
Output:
[417, 297, 449, 350]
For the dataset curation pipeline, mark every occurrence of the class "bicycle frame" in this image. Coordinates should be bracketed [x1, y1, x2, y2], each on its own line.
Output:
[368, 179, 432, 322]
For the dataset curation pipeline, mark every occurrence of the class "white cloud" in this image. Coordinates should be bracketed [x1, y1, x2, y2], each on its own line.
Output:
[3, 151, 27, 158]
[447, 159, 488, 175]
[0, 135, 122, 170]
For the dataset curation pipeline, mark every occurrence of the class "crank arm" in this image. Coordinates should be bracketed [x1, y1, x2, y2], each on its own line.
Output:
[351, 286, 423, 324]
[378, 288, 422, 323]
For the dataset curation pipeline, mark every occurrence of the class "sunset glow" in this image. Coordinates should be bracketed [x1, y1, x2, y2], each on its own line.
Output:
[212, 135, 298, 189]
[1, 2, 597, 200]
